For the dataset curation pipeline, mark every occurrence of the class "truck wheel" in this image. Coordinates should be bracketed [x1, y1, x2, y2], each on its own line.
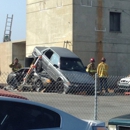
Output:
[55, 79, 64, 93]
[44, 79, 65, 93]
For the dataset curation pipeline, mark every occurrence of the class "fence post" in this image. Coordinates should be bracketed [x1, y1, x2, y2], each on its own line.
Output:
[94, 73, 98, 120]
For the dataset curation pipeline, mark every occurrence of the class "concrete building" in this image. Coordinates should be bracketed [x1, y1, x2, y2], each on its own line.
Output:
[1, 0, 130, 77]
[26, 0, 130, 76]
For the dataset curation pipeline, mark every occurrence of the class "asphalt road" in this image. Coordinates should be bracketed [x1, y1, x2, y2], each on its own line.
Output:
[13, 91, 130, 126]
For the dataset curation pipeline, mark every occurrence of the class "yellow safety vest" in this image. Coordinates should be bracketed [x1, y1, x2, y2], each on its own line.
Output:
[97, 62, 108, 77]
[86, 63, 97, 76]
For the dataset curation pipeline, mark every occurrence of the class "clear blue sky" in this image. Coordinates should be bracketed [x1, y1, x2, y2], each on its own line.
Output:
[0, 0, 26, 42]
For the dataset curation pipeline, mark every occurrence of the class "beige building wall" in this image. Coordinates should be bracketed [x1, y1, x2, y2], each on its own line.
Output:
[26, 0, 73, 56]
[26, 0, 130, 76]
[12, 42, 26, 66]
[0, 41, 26, 83]
[0, 42, 12, 74]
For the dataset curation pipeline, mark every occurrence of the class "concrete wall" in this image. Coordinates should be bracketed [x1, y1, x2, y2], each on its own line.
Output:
[0, 41, 26, 83]
[73, 0, 130, 76]
[26, 0, 130, 76]
[12, 42, 26, 67]
[73, 0, 97, 66]
[0, 42, 12, 74]
[26, 0, 73, 56]
[103, 0, 130, 75]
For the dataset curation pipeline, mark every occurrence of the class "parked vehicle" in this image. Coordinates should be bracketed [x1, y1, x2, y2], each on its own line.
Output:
[6, 67, 46, 92]
[0, 96, 107, 130]
[108, 114, 130, 130]
[6, 67, 29, 88]
[6, 47, 95, 94]
[32, 47, 95, 94]
[0, 89, 28, 99]
[114, 76, 130, 93]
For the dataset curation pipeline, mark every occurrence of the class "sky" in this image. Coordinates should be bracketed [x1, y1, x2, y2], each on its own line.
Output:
[0, 0, 26, 42]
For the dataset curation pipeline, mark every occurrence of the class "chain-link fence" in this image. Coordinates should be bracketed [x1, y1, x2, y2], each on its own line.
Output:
[0, 72, 130, 125]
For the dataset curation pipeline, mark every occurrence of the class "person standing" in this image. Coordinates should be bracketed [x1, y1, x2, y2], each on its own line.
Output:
[9, 57, 22, 72]
[97, 57, 108, 93]
[86, 58, 97, 77]
[6, 57, 22, 90]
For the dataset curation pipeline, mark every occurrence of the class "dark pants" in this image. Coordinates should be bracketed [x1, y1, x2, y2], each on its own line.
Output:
[99, 77, 108, 92]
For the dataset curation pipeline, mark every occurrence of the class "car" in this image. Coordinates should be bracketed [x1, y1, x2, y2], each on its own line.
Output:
[0, 96, 107, 130]
[5, 67, 48, 92]
[0, 89, 28, 99]
[108, 114, 130, 130]
[114, 76, 130, 94]
[32, 47, 95, 94]
[6, 67, 30, 90]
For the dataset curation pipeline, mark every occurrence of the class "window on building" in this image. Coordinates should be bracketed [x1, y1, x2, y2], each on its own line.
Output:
[81, 0, 92, 6]
[110, 12, 121, 32]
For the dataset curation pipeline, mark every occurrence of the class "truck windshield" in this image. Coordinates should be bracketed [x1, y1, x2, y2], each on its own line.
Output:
[60, 57, 85, 72]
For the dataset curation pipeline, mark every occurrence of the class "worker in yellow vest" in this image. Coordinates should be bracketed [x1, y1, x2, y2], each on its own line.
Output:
[86, 58, 97, 77]
[97, 57, 108, 93]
